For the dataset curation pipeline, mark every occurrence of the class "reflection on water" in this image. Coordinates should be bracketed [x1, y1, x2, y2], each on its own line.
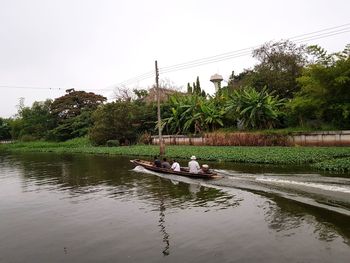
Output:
[260, 193, 350, 244]
[158, 198, 170, 256]
[9, 153, 239, 213]
[1, 152, 350, 263]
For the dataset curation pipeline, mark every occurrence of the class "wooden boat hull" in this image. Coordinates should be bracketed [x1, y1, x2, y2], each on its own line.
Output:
[130, 159, 218, 179]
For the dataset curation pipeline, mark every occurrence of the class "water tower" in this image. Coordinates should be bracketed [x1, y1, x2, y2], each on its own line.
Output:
[210, 73, 223, 92]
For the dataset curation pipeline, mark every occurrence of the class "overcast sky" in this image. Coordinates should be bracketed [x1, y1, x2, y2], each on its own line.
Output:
[0, 0, 349, 118]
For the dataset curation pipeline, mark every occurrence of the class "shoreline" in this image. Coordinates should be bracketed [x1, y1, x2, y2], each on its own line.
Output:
[1, 139, 350, 172]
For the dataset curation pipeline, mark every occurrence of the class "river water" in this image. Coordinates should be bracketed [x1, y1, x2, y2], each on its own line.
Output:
[0, 152, 350, 263]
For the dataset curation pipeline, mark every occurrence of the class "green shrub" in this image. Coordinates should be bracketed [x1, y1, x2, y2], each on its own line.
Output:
[20, 135, 37, 142]
[63, 137, 91, 147]
[226, 87, 285, 129]
[137, 132, 152, 145]
[106, 140, 119, 147]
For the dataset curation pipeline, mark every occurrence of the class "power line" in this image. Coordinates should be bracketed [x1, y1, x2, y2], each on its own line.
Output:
[158, 23, 350, 73]
[159, 26, 350, 74]
[1, 23, 349, 91]
[159, 30, 350, 75]
[107, 24, 350, 86]
[294, 28, 350, 43]
[0, 85, 113, 92]
[160, 50, 253, 74]
[116, 70, 154, 86]
[0, 85, 64, 91]
[288, 22, 350, 40]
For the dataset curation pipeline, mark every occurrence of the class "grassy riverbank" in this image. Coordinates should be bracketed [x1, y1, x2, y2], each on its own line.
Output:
[1, 138, 350, 172]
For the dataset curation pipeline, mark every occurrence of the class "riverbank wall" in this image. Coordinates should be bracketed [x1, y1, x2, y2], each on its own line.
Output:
[151, 131, 350, 146]
[0, 140, 14, 144]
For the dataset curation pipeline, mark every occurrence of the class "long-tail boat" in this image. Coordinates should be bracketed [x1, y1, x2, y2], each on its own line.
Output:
[130, 159, 219, 179]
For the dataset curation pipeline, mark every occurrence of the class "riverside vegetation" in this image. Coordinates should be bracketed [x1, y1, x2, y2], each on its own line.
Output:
[0, 41, 350, 172]
[1, 137, 350, 172]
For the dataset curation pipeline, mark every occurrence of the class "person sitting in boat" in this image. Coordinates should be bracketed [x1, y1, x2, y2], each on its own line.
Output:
[154, 156, 161, 167]
[200, 164, 210, 173]
[171, 159, 180, 172]
[188, 156, 200, 174]
[161, 158, 171, 169]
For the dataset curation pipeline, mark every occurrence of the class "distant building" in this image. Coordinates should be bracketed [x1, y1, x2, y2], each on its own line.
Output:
[144, 87, 183, 103]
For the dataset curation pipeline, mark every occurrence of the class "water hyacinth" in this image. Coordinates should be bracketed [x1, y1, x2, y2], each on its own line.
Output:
[2, 139, 350, 172]
[312, 157, 350, 172]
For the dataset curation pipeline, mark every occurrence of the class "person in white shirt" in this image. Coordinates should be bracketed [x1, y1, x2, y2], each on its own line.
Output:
[171, 159, 181, 172]
[188, 156, 200, 174]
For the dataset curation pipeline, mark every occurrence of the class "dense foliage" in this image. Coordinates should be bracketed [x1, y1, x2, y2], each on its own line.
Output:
[51, 90, 106, 121]
[225, 87, 285, 129]
[287, 45, 350, 128]
[8, 91, 106, 142]
[2, 42, 349, 145]
[11, 99, 55, 140]
[89, 100, 156, 145]
[227, 40, 308, 98]
[0, 117, 11, 140]
[162, 94, 226, 134]
[161, 86, 285, 134]
[47, 90, 107, 141]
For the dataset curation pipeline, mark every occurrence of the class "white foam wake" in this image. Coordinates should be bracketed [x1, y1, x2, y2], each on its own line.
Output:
[256, 177, 350, 193]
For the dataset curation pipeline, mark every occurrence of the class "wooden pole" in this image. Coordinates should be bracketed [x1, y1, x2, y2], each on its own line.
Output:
[155, 60, 165, 156]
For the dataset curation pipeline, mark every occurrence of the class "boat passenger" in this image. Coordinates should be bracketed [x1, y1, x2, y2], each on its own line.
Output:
[161, 158, 171, 169]
[154, 156, 161, 167]
[171, 159, 181, 172]
[200, 164, 210, 173]
[188, 156, 200, 174]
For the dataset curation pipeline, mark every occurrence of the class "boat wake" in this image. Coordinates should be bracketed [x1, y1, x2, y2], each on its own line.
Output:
[132, 165, 350, 216]
[255, 177, 350, 193]
[213, 169, 350, 216]
[215, 169, 350, 193]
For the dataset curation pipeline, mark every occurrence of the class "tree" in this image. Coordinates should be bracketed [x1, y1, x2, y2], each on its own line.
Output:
[89, 100, 156, 145]
[187, 83, 192, 94]
[196, 76, 201, 94]
[0, 118, 11, 140]
[288, 44, 350, 128]
[14, 99, 55, 139]
[114, 87, 134, 102]
[133, 89, 149, 101]
[51, 90, 106, 122]
[186, 77, 205, 96]
[224, 70, 253, 91]
[246, 40, 308, 98]
[47, 90, 106, 141]
[46, 109, 94, 141]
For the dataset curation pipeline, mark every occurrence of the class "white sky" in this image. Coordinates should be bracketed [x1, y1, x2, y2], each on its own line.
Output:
[0, 0, 349, 118]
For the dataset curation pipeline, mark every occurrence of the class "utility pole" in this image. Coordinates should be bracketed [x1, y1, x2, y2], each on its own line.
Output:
[155, 60, 165, 156]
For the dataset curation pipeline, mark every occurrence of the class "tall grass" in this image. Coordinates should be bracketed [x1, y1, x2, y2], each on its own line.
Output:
[204, 132, 291, 146]
[1, 137, 91, 150]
